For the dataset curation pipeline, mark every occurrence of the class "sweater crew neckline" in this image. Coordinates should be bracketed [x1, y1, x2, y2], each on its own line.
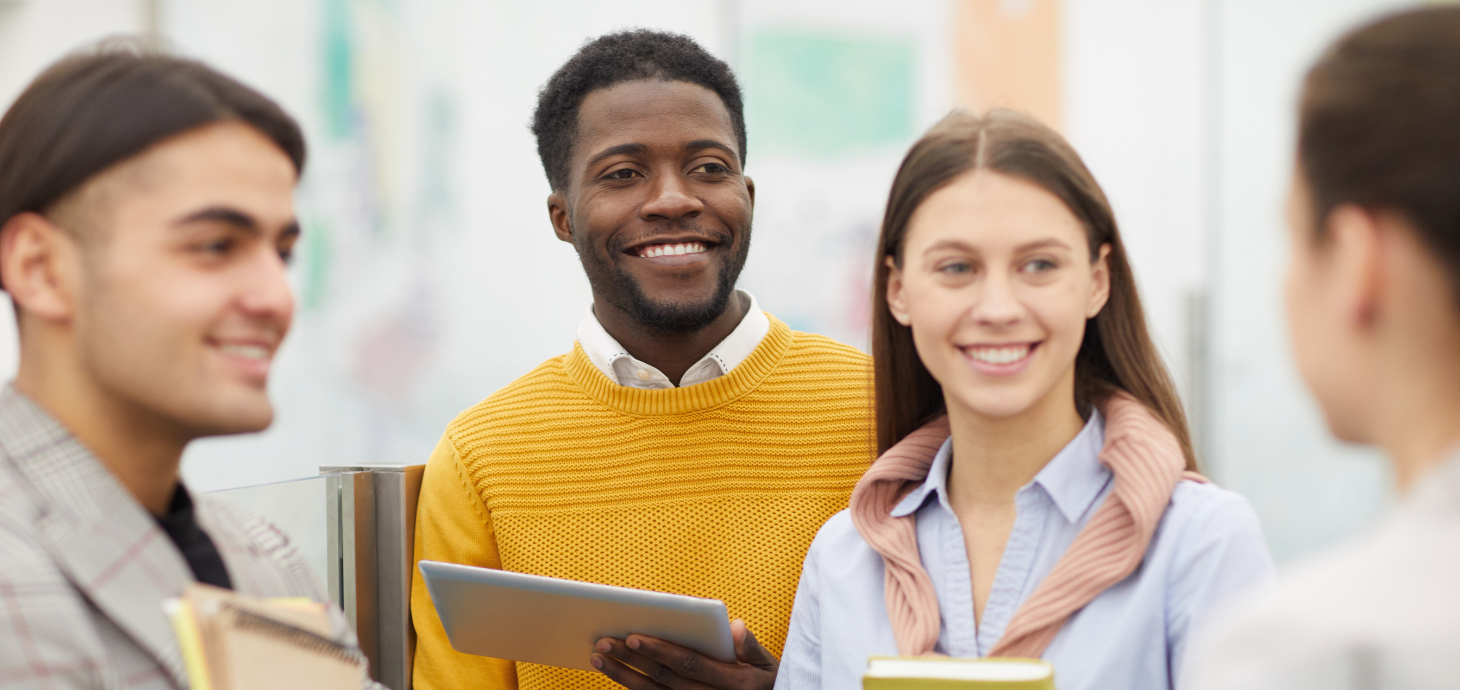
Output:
[564, 315, 794, 416]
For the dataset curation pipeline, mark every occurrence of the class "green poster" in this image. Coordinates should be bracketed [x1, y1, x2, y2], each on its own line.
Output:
[745, 30, 916, 158]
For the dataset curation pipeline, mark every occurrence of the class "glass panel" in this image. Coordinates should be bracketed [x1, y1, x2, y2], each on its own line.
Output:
[209, 475, 331, 585]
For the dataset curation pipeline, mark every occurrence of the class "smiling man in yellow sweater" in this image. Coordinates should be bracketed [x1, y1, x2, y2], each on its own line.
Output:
[410, 30, 874, 690]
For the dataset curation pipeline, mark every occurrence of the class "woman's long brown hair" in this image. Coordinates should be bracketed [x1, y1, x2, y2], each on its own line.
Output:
[871, 110, 1197, 470]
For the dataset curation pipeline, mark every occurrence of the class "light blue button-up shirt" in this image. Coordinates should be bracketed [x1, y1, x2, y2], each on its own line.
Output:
[775, 412, 1275, 690]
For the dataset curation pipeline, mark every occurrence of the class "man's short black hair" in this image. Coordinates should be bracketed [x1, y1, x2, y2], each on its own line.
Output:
[532, 30, 746, 192]
[0, 43, 305, 289]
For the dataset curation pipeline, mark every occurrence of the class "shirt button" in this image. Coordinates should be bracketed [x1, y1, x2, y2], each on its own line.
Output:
[636, 370, 651, 380]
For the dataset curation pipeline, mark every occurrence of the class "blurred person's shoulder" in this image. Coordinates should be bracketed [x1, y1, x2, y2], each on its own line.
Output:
[1185, 456, 1460, 689]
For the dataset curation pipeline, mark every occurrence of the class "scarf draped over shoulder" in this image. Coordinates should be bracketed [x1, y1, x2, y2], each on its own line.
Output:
[848, 393, 1204, 658]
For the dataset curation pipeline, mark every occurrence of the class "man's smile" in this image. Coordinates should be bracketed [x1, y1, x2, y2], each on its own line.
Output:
[621, 236, 722, 268]
[634, 241, 708, 258]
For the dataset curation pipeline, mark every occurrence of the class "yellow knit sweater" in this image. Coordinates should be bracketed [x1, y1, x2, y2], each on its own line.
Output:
[411, 315, 874, 690]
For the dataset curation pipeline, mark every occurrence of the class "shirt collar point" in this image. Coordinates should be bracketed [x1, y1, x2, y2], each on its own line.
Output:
[1034, 410, 1111, 524]
[891, 438, 954, 517]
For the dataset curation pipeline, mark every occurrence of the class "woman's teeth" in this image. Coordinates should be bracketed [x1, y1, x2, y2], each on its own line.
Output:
[637, 242, 707, 258]
[219, 344, 270, 360]
[967, 345, 1031, 365]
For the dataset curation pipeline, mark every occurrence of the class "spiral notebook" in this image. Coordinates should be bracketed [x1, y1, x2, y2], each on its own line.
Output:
[165, 583, 367, 690]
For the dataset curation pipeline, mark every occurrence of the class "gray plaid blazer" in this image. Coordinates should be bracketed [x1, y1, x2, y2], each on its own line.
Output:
[0, 386, 371, 689]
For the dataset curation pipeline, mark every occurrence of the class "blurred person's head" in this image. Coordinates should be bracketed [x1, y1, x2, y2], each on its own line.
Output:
[0, 47, 305, 443]
[874, 110, 1194, 467]
[533, 30, 753, 335]
[1285, 6, 1460, 484]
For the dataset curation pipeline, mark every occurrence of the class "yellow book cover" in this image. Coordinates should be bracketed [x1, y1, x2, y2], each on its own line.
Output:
[863, 656, 1056, 690]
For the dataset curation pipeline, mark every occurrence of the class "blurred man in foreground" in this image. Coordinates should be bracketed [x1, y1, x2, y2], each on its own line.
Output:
[0, 48, 372, 688]
[1188, 7, 1460, 688]
[411, 30, 874, 690]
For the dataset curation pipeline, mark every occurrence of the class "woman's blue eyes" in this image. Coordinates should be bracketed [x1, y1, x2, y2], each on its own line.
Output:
[936, 259, 1058, 275]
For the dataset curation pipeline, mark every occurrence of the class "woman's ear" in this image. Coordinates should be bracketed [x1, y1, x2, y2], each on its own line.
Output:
[885, 256, 912, 326]
[1325, 204, 1384, 327]
[1087, 243, 1113, 318]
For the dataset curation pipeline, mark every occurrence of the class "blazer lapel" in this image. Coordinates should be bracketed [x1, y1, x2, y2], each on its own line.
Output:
[0, 390, 193, 687]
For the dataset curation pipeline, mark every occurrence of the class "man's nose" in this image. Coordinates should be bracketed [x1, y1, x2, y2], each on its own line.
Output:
[640, 170, 703, 221]
[237, 248, 295, 330]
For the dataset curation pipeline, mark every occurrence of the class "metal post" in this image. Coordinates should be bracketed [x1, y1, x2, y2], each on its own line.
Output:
[323, 465, 424, 690]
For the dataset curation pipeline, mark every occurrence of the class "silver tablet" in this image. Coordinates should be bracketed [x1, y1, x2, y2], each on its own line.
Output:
[418, 560, 735, 673]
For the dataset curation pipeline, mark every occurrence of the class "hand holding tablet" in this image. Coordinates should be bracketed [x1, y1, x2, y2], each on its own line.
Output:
[417, 560, 736, 672]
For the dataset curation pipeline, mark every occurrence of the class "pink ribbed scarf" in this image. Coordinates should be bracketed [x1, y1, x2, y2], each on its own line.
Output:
[849, 393, 1205, 658]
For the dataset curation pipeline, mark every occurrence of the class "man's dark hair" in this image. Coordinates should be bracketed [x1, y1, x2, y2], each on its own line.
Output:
[532, 30, 746, 192]
[0, 45, 306, 288]
[1300, 6, 1460, 304]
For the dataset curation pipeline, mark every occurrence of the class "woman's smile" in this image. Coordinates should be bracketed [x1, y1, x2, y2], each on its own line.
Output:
[960, 341, 1039, 376]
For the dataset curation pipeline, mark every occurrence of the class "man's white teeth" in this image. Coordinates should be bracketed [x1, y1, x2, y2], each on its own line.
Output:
[219, 344, 269, 360]
[639, 242, 707, 258]
[968, 345, 1031, 365]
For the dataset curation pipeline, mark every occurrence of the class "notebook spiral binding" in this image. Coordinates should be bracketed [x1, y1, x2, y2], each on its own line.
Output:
[227, 606, 367, 670]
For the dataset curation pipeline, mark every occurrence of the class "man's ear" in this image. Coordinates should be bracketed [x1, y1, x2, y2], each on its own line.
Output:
[745, 174, 756, 207]
[1088, 243, 1113, 318]
[1325, 204, 1384, 328]
[547, 190, 574, 244]
[885, 256, 912, 326]
[0, 212, 80, 323]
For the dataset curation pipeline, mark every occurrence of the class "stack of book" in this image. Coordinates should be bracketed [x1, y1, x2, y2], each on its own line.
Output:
[165, 583, 366, 690]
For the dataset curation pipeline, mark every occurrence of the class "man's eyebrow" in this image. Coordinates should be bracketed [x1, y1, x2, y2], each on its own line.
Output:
[174, 207, 261, 234]
[585, 143, 649, 170]
[175, 207, 302, 240]
[684, 139, 739, 162]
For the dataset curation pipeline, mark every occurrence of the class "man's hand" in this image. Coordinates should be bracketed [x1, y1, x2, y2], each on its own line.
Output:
[591, 619, 778, 690]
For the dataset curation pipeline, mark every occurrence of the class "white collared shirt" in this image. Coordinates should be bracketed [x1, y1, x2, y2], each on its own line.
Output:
[575, 290, 771, 389]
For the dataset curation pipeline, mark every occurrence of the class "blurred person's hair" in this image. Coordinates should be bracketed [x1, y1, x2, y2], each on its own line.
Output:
[532, 29, 745, 192]
[1299, 6, 1460, 303]
[871, 109, 1196, 469]
[0, 41, 305, 289]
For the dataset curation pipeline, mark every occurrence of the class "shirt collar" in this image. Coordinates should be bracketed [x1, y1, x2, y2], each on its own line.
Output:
[890, 409, 1109, 524]
[575, 290, 770, 387]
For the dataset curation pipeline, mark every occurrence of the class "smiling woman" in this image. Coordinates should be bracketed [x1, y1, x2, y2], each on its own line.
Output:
[774, 111, 1275, 690]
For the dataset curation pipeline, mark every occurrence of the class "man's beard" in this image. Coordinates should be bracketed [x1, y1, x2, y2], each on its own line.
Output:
[578, 227, 751, 335]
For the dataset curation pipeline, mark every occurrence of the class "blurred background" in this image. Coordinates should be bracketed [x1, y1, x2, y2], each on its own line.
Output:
[0, 0, 1429, 563]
